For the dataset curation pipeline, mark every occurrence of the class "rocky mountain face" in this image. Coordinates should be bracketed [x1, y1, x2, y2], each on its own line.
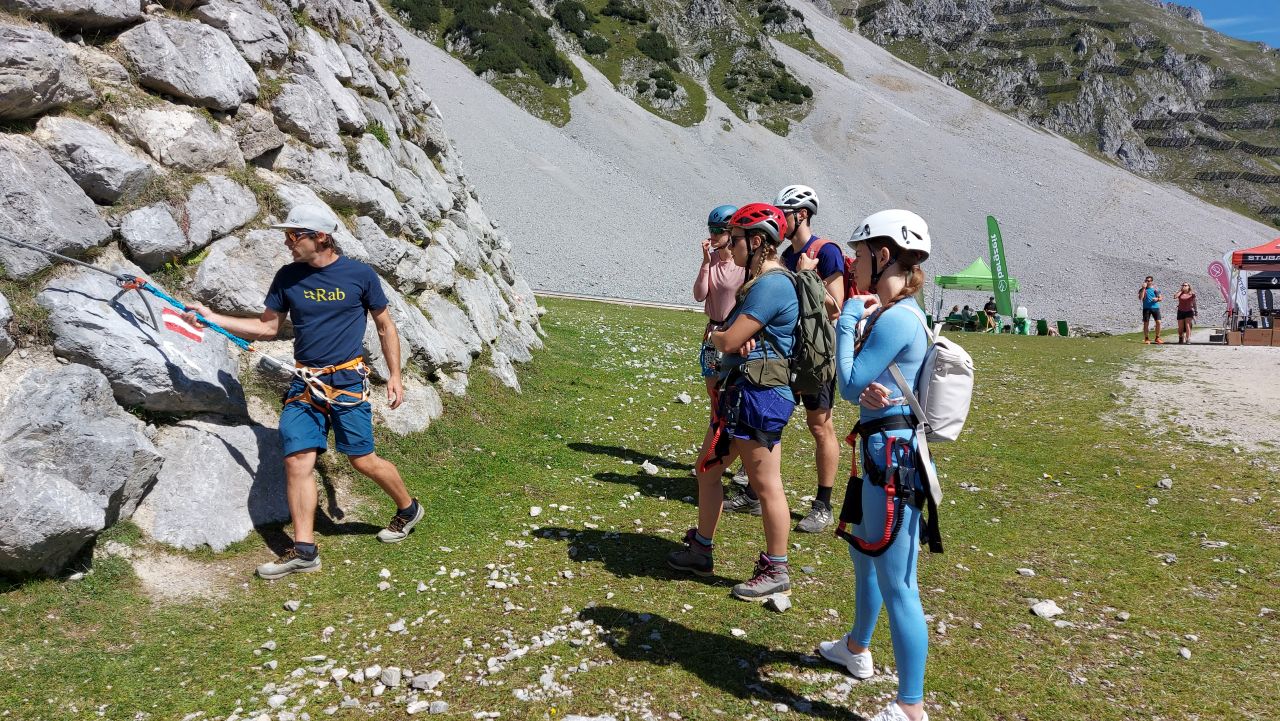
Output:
[844, 0, 1280, 229]
[0, 0, 541, 575]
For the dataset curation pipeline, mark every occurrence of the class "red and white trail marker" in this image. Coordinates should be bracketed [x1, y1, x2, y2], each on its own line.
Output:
[162, 307, 205, 342]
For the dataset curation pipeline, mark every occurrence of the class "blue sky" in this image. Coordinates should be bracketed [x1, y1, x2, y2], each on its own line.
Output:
[1179, 1, 1280, 48]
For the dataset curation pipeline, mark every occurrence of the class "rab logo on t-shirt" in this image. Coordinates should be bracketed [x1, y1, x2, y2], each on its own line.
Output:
[303, 287, 346, 302]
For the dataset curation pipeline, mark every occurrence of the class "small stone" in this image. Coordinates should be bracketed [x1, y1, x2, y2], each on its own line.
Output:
[411, 671, 445, 690]
[764, 594, 791, 613]
[364, 665, 381, 680]
[380, 667, 401, 687]
[67, 572, 86, 581]
[800, 566, 816, 574]
[675, 392, 692, 404]
[1116, 611, 1131, 622]
[388, 619, 406, 633]
[284, 600, 301, 612]
[1179, 647, 1192, 660]
[263, 660, 278, 670]
[379, 568, 392, 579]
[429, 701, 448, 714]
[267, 694, 288, 709]
[530, 506, 543, 517]
[1016, 568, 1035, 577]
[1030, 599, 1064, 619]
[407, 701, 431, 715]
[730, 628, 747, 637]
[640, 460, 659, 476]
[936, 621, 948, 635]
[261, 640, 277, 651]
[1146, 497, 1159, 506]
[1053, 620, 1075, 629]
[377, 581, 392, 591]
[417, 581, 427, 592]
[773, 703, 790, 713]
[331, 668, 349, 683]
[1157, 478, 1173, 490]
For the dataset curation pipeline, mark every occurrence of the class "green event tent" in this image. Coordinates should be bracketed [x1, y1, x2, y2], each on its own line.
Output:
[935, 257, 1021, 292]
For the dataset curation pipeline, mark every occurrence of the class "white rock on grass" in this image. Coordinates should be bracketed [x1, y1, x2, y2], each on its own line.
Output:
[32, 116, 155, 204]
[487, 351, 521, 393]
[0, 24, 95, 121]
[1179, 647, 1192, 660]
[1016, 568, 1036, 577]
[410, 670, 444, 690]
[529, 506, 543, 518]
[640, 461, 659, 476]
[380, 666, 401, 687]
[675, 392, 692, 404]
[117, 19, 259, 111]
[284, 600, 300, 612]
[764, 594, 791, 613]
[730, 628, 747, 637]
[406, 701, 431, 715]
[1030, 599, 1064, 619]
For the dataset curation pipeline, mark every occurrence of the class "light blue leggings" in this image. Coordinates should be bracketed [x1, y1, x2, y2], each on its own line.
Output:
[849, 430, 928, 705]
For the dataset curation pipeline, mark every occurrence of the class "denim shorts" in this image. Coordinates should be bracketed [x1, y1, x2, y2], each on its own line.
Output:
[279, 379, 374, 457]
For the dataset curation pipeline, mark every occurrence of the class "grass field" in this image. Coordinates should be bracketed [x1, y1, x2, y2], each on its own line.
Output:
[2, 298, 1277, 720]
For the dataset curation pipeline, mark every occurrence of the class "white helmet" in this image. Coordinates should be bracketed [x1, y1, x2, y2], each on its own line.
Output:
[847, 209, 931, 259]
[773, 184, 819, 216]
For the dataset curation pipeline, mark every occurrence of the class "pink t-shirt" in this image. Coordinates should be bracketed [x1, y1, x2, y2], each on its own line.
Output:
[693, 254, 745, 324]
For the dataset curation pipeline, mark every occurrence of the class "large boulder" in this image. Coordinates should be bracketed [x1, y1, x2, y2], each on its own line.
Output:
[0, 363, 161, 526]
[119, 203, 187, 270]
[496, 319, 535, 364]
[487, 351, 520, 393]
[418, 291, 482, 356]
[393, 245, 454, 293]
[228, 103, 286, 160]
[0, 135, 111, 279]
[32, 116, 155, 204]
[0, 291, 13, 360]
[352, 214, 405, 275]
[37, 258, 246, 415]
[65, 43, 132, 86]
[0, 23, 95, 120]
[116, 19, 258, 111]
[454, 276, 502, 343]
[106, 102, 244, 172]
[365, 278, 469, 376]
[190, 230, 291, 316]
[0, 467, 103, 576]
[271, 74, 343, 150]
[183, 176, 259, 248]
[371, 374, 442, 436]
[191, 0, 289, 68]
[296, 51, 366, 132]
[274, 143, 404, 228]
[354, 133, 397, 187]
[1, 0, 144, 29]
[132, 417, 289, 551]
[434, 218, 483, 271]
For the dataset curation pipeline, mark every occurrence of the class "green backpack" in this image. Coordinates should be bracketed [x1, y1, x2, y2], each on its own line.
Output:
[788, 268, 837, 395]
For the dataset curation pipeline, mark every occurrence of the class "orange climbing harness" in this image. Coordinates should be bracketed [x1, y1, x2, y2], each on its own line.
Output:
[283, 357, 371, 413]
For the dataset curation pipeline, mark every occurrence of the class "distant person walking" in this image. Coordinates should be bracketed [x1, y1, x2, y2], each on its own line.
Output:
[183, 205, 423, 580]
[1175, 283, 1197, 344]
[1140, 275, 1164, 344]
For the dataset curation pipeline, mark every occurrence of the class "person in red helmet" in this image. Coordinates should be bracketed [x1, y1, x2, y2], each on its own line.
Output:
[668, 203, 800, 602]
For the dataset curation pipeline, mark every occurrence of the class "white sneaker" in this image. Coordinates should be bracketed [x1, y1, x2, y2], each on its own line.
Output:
[817, 634, 874, 679]
[866, 702, 928, 721]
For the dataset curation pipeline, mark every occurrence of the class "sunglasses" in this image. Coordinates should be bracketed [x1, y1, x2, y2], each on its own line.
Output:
[708, 225, 729, 235]
[284, 229, 319, 243]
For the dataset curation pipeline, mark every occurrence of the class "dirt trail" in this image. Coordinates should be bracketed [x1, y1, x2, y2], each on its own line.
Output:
[1121, 335, 1280, 452]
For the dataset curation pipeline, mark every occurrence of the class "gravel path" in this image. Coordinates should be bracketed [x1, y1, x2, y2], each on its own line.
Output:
[396, 5, 1277, 331]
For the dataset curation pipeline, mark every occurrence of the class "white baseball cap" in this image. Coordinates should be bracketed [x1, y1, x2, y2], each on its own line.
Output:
[270, 204, 339, 234]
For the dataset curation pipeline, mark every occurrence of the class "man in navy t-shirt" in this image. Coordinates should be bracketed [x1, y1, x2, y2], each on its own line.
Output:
[184, 205, 424, 580]
[777, 185, 845, 534]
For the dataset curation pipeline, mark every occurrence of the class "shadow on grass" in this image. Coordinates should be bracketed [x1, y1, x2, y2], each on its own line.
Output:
[591, 470, 698, 502]
[567, 442, 694, 471]
[536, 526, 734, 587]
[255, 512, 383, 555]
[581, 605, 864, 721]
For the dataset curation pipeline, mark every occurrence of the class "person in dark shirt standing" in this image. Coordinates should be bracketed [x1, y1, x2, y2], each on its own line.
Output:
[184, 205, 423, 580]
[982, 296, 997, 332]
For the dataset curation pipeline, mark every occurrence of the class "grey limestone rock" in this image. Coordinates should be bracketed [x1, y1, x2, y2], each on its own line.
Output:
[352, 215, 405, 274]
[271, 74, 343, 150]
[487, 351, 520, 393]
[372, 375, 442, 436]
[0, 291, 13, 360]
[295, 50, 366, 133]
[0, 23, 95, 120]
[454, 276, 502, 343]
[184, 175, 259, 248]
[369, 277, 470, 375]
[228, 103, 286, 160]
[117, 19, 258, 111]
[106, 102, 244, 172]
[119, 203, 187, 270]
[1, 0, 143, 29]
[0, 134, 111, 279]
[274, 143, 404, 229]
[37, 259, 246, 415]
[418, 291, 481, 356]
[354, 133, 397, 187]
[496, 319, 534, 363]
[192, 0, 289, 68]
[32, 116, 156, 204]
[0, 466, 104, 576]
[133, 417, 289, 551]
[0, 363, 161, 527]
[66, 43, 132, 86]
[393, 245, 454, 294]
[190, 230, 291, 316]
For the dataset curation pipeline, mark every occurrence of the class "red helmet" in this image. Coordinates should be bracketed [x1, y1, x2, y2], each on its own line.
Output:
[729, 203, 787, 246]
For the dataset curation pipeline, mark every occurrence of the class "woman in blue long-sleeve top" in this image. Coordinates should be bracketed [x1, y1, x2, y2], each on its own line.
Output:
[815, 209, 934, 721]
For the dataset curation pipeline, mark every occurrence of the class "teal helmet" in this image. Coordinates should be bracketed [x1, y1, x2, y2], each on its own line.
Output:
[707, 205, 738, 231]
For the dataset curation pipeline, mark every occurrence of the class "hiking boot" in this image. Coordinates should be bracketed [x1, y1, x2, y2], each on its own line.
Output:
[731, 553, 791, 600]
[256, 548, 321, 580]
[865, 702, 928, 721]
[667, 528, 714, 576]
[723, 489, 762, 515]
[731, 469, 750, 487]
[818, 633, 875, 679]
[377, 498, 424, 543]
[795, 500, 833, 533]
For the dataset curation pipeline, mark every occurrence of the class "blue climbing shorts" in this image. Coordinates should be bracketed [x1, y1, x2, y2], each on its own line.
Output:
[715, 380, 796, 449]
[279, 379, 375, 457]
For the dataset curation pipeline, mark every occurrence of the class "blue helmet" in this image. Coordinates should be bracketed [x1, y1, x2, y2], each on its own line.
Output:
[707, 205, 738, 230]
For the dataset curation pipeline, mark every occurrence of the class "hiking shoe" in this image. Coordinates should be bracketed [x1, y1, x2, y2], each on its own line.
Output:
[731, 469, 750, 487]
[377, 499, 424, 543]
[818, 633, 875, 679]
[256, 548, 321, 580]
[667, 528, 714, 576]
[795, 500, 833, 533]
[723, 489, 762, 515]
[865, 702, 928, 721]
[731, 553, 791, 600]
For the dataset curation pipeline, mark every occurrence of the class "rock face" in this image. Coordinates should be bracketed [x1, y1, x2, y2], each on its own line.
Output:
[0, 23, 95, 120]
[117, 19, 259, 111]
[38, 260, 246, 415]
[0, 364, 162, 575]
[132, 417, 289, 551]
[32, 116, 156, 204]
[0, 134, 111, 279]
[0, 0, 542, 569]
